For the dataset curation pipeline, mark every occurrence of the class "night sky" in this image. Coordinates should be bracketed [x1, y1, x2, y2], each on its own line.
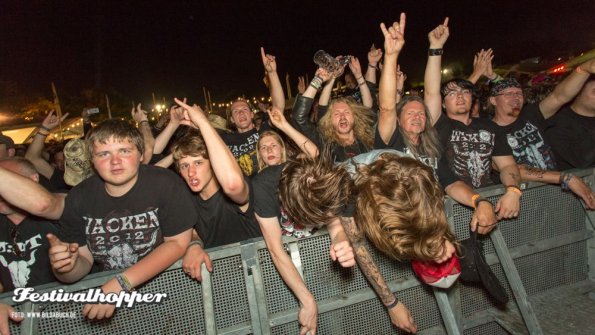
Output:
[1, 0, 594, 107]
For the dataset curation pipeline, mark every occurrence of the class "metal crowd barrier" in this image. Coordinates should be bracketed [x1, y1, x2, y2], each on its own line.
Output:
[2, 169, 594, 335]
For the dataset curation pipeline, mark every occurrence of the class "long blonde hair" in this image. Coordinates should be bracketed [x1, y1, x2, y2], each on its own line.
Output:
[318, 97, 375, 150]
[256, 130, 287, 171]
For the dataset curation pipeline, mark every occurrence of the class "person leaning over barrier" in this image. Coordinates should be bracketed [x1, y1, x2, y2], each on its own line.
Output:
[376, 15, 498, 234]
[171, 98, 263, 281]
[0, 157, 65, 334]
[46, 119, 196, 320]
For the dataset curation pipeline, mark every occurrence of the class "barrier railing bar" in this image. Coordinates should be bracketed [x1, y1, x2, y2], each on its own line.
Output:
[240, 243, 268, 335]
[201, 263, 217, 335]
[490, 229, 543, 334]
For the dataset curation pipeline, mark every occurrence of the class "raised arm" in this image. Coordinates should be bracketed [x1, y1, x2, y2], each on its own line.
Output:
[467, 49, 494, 84]
[25, 110, 68, 179]
[318, 76, 336, 107]
[539, 58, 595, 119]
[131, 104, 155, 164]
[268, 106, 319, 158]
[256, 214, 318, 335]
[340, 216, 417, 333]
[349, 57, 373, 108]
[175, 98, 248, 205]
[424, 17, 450, 125]
[262, 47, 285, 111]
[154, 104, 185, 154]
[378, 15, 406, 144]
[0, 166, 65, 219]
[364, 44, 383, 84]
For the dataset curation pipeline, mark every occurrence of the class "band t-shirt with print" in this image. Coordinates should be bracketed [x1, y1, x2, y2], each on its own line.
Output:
[491, 103, 557, 170]
[0, 216, 58, 291]
[60, 165, 196, 271]
[252, 164, 314, 238]
[435, 114, 512, 188]
[222, 129, 260, 177]
[374, 127, 459, 190]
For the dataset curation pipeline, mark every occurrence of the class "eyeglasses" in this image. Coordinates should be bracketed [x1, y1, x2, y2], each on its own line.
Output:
[11, 227, 22, 257]
[495, 91, 523, 98]
[445, 89, 472, 98]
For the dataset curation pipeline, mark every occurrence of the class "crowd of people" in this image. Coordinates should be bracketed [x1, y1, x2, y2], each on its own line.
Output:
[1, 13, 594, 335]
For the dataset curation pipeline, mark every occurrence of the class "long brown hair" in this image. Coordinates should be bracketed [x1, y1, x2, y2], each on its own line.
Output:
[279, 150, 351, 228]
[353, 153, 456, 262]
[396, 95, 442, 159]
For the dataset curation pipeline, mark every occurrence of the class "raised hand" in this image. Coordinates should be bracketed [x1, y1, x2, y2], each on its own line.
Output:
[348, 56, 363, 78]
[131, 103, 149, 123]
[368, 44, 383, 66]
[380, 13, 406, 56]
[315, 68, 333, 82]
[297, 76, 306, 94]
[42, 110, 69, 130]
[428, 17, 449, 49]
[396, 65, 407, 88]
[174, 98, 207, 128]
[266, 106, 289, 131]
[47, 234, 79, 273]
[261, 47, 277, 74]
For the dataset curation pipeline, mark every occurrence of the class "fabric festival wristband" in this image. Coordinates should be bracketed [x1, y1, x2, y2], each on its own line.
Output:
[506, 185, 522, 196]
[116, 274, 134, 293]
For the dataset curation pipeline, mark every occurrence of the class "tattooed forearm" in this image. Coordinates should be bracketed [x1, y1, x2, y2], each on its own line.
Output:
[519, 164, 545, 179]
[339, 216, 395, 306]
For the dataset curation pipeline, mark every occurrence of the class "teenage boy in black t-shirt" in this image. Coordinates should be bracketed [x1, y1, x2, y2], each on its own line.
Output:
[46, 119, 196, 320]
[172, 98, 262, 282]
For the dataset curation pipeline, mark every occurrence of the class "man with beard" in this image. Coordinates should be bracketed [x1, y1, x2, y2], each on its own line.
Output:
[485, 60, 595, 209]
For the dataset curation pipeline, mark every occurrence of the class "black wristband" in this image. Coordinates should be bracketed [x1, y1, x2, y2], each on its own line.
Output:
[385, 293, 399, 309]
[428, 48, 444, 56]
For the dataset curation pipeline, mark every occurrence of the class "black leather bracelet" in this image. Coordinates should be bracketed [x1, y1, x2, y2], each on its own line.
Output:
[428, 48, 444, 56]
[385, 293, 399, 309]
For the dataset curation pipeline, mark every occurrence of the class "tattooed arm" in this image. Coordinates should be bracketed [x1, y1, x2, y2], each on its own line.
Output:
[339, 216, 417, 333]
[519, 165, 595, 209]
[492, 156, 522, 220]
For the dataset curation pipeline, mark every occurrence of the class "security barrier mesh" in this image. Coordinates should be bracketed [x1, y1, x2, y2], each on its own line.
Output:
[36, 269, 204, 334]
[1, 172, 592, 335]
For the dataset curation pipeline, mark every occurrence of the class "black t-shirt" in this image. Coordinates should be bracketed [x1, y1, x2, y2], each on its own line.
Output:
[331, 140, 370, 163]
[435, 114, 512, 188]
[192, 182, 262, 249]
[491, 103, 557, 170]
[0, 215, 59, 291]
[59, 164, 196, 271]
[221, 129, 260, 177]
[373, 127, 459, 190]
[545, 105, 595, 170]
[252, 164, 315, 238]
